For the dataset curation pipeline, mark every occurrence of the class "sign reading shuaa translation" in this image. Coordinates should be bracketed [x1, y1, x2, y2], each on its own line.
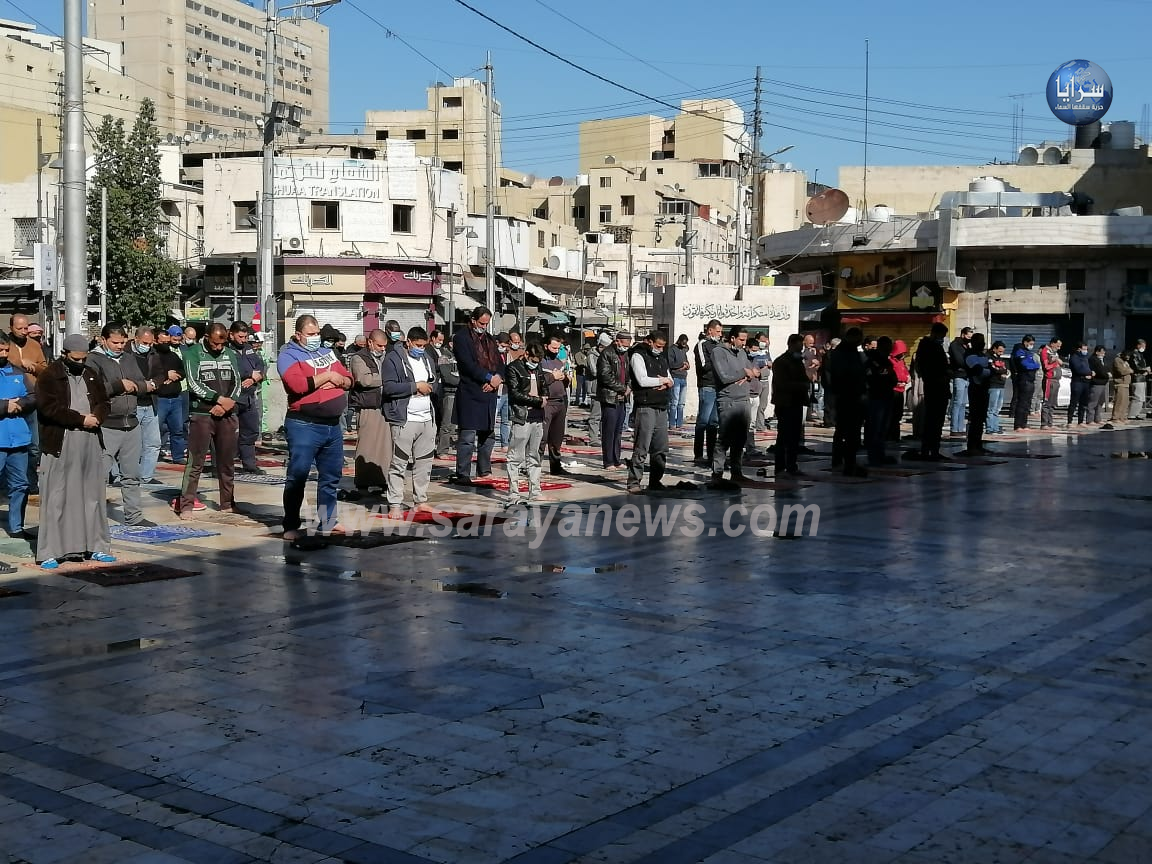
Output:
[1046, 59, 1112, 126]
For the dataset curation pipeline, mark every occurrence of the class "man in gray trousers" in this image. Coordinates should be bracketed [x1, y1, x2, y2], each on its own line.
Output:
[626, 331, 673, 494]
[708, 325, 760, 490]
[1128, 339, 1148, 419]
[85, 322, 151, 526]
[585, 332, 610, 446]
[381, 326, 439, 519]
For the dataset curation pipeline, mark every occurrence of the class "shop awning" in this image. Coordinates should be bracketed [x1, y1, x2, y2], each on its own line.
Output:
[498, 272, 557, 304]
[463, 274, 487, 294]
[839, 312, 946, 325]
[449, 293, 480, 311]
[800, 298, 833, 322]
[538, 311, 571, 324]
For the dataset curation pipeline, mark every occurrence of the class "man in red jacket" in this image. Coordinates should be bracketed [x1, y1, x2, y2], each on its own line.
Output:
[277, 315, 353, 540]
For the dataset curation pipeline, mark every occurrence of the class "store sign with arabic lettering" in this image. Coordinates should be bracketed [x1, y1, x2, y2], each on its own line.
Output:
[680, 303, 791, 321]
[273, 157, 383, 202]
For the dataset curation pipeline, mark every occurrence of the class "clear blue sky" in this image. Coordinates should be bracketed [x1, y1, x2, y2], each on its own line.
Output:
[11, 0, 1151, 187]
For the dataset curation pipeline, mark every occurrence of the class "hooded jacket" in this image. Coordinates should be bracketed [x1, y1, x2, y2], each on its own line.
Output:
[0, 362, 35, 448]
[890, 341, 911, 393]
[85, 348, 147, 429]
[380, 345, 438, 425]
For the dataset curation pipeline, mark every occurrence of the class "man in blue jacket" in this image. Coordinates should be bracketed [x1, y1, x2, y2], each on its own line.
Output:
[1009, 334, 1040, 431]
[0, 333, 36, 537]
[381, 326, 439, 518]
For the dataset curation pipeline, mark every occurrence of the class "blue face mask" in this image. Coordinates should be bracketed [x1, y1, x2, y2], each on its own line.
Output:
[104, 346, 123, 359]
[322, 340, 334, 348]
[389, 331, 403, 342]
[304, 335, 322, 351]
[408, 347, 425, 359]
[135, 344, 151, 355]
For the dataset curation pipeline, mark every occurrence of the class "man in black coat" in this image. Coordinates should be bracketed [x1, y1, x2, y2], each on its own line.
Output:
[913, 322, 951, 460]
[451, 307, 505, 485]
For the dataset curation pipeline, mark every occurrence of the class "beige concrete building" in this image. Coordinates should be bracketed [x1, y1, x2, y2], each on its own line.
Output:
[365, 79, 500, 215]
[89, 0, 330, 138]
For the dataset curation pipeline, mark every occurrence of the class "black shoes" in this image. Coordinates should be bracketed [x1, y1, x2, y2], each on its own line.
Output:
[448, 474, 474, 486]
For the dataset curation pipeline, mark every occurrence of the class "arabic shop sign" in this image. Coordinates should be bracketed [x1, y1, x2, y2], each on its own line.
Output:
[1046, 60, 1112, 126]
[680, 303, 791, 322]
[273, 157, 383, 202]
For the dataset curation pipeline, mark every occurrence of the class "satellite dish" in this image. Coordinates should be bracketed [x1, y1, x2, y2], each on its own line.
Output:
[548, 175, 564, 186]
[546, 255, 561, 269]
[805, 188, 850, 225]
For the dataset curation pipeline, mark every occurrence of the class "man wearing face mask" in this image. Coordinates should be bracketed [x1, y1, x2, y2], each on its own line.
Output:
[1127, 339, 1147, 419]
[770, 334, 811, 476]
[0, 334, 36, 539]
[429, 330, 459, 456]
[692, 319, 722, 468]
[1008, 334, 1040, 431]
[177, 323, 243, 520]
[347, 329, 390, 499]
[8, 315, 46, 495]
[450, 307, 504, 486]
[86, 323, 151, 527]
[494, 333, 512, 448]
[585, 331, 610, 447]
[35, 334, 115, 569]
[504, 342, 550, 506]
[278, 315, 353, 539]
[912, 322, 951, 460]
[540, 335, 571, 475]
[597, 330, 632, 470]
[228, 322, 266, 474]
[384, 319, 405, 353]
[130, 326, 169, 485]
[1039, 337, 1063, 430]
[749, 333, 773, 433]
[155, 327, 188, 466]
[1067, 341, 1093, 426]
[381, 326, 439, 518]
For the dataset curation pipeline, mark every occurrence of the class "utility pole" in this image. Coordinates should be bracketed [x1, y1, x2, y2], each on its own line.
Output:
[232, 260, 241, 321]
[624, 229, 634, 332]
[259, 0, 277, 357]
[100, 186, 107, 324]
[62, 0, 87, 335]
[749, 65, 763, 286]
[484, 54, 497, 329]
[683, 212, 694, 282]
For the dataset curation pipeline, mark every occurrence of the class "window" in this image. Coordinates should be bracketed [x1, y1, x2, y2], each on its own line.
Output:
[1066, 269, 1086, 291]
[13, 217, 37, 250]
[620, 195, 635, 216]
[572, 205, 586, 219]
[550, 233, 557, 247]
[599, 176, 612, 188]
[441, 128, 459, 140]
[537, 230, 545, 249]
[532, 203, 548, 219]
[603, 270, 619, 292]
[660, 199, 691, 216]
[310, 201, 339, 231]
[442, 96, 462, 108]
[444, 161, 463, 172]
[233, 201, 257, 230]
[1038, 268, 1060, 289]
[987, 269, 1008, 291]
[405, 129, 426, 140]
[393, 204, 414, 233]
[1012, 269, 1032, 290]
[698, 162, 721, 178]
[598, 205, 612, 224]
[375, 129, 389, 140]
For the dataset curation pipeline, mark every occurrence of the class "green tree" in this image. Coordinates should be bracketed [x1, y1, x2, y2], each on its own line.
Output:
[87, 99, 182, 326]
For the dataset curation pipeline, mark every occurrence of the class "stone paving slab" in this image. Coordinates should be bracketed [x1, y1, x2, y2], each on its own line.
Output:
[0, 420, 1150, 861]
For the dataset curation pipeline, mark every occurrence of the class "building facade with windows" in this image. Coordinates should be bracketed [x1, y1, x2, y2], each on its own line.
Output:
[88, 0, 330, 138]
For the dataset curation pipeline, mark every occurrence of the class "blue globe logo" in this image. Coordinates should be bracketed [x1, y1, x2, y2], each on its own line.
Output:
[1047, 59, 1112, 126]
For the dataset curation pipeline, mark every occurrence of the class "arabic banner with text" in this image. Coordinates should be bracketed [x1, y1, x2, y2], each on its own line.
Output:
[273, 157, 383, 202]
[366, 267, 439, 297]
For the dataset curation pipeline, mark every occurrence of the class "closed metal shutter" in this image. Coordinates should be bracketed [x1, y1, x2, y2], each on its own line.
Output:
[991, 321, 1056, 349]
[380, 304, 430, 336]
[292, 302, 363, 340]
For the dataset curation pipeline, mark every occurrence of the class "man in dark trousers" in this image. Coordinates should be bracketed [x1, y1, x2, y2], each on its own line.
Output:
[1009, 334, 1039, 431]
[948, 326, 973, 435]
[229, 321, 266, 474]
[451, 306, 504, 485]
[692, 319, 722, 467]
[913, 322, 951, 460]
[627, 331, 673, 493]
[829, 328, 868, 476]
[771, 334, 810, 476]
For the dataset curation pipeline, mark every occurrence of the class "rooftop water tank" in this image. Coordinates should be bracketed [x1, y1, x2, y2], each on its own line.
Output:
[969, 177, 1006, 193]
[1109, 121, 1136, 150]
[1017, 147, 1039, 165]
[1042, 146, 1064, 165]
[835, 207, 859, 225]
[575, 173, 589, 187]
[865, 205, 892, 222]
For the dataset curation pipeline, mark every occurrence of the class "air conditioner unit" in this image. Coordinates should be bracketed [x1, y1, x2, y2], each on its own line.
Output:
[281, 236, 305, 254]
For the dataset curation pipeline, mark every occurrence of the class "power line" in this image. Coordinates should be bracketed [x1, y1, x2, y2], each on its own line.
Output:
[342, 0, 458, 81]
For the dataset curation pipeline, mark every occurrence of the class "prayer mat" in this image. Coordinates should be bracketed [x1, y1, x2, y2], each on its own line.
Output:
[560, 446, 607, 455]
[372, 509, 511, 526]
[284, 532, 426, 550]
[0, 537, 33, 559]
[469, 477, 573, 492]
[59, 563, 200, 586]
[110, 524, 221, 545]
[434, 456, 509, 464]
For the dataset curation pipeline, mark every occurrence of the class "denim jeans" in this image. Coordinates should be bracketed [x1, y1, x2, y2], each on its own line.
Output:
[136, 405, 161, 480]
[283, 418, 344, 534]
[495, 393, 510, 446]
[0, 447, 29, 533]
[156, 395, 187, 462]
[950, 377, 968, 433]
[986, 388, 1005, 433]
[668, 377, 688, 427]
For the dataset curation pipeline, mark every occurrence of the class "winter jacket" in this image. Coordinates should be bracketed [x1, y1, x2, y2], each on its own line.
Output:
[829, 343, 867, 400]
[182, 342, 242, 416]
[149, 345, 185, 398]
[770, 351, 811, 408]
[348, 351, 384, 410]
[0, 363, 35, 448]
[667, 344, 690, 381]
[711, 343, 752, 405]
[1113, 355, 1133, 389]
[506, 358, 550, 425]
[36, 361, 109, 457]
[380, 346, 438, 425]
[452, 326, 504, 432]
[8, 333, 46, 377]
[1069, 352, 1093, 381]
[85, 349, 147, 430]
[1040, 345, 1063, 383]
[694, 338, 719, 389]
[1010, 343, 1040, 377]
[278, 339, 351, 423]
[891, 341, 911, 393]
[1089, 354, 1110, 384]
[865, 349, 898, 400]
[232, 342, 267, 407]
[1128, 348, 1148, 380]
[947, 337, 970, 379]
[596, 347, 629, 406]
[914, 336, 950, 394]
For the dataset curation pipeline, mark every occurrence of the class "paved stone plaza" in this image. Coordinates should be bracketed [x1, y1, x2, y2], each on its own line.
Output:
[0, 420, 1149, 863]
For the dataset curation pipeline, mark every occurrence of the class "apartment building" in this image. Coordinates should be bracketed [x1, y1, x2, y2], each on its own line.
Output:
[365, 79, 501, 216]
[88, 0, 330, 138]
